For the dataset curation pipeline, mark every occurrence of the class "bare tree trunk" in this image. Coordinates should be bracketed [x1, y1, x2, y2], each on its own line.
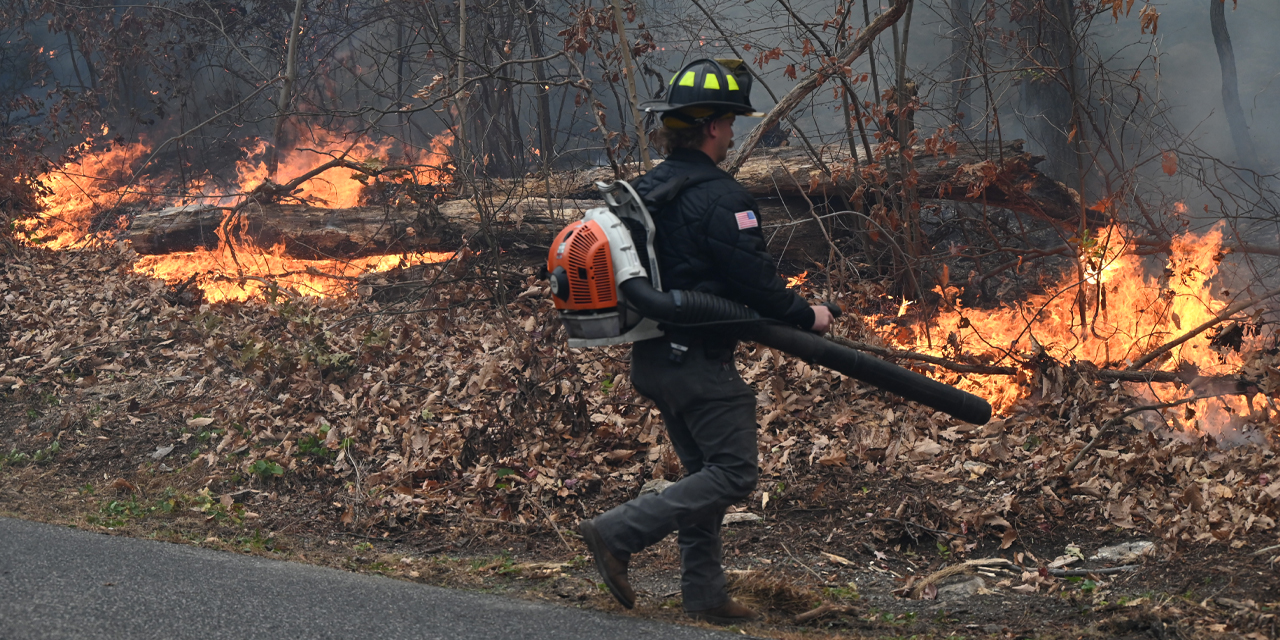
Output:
[1016, 0, 1079, 190]
[1210, 0, 1261, 171]
[267, 0, 305, 179]
[395, 23, 410, 141]
[455, 0, 469, 180]
[948, 0, 973, 126]
[521, 0, 555, 175]
[609, 0, 651, 170]
[862, 0, 881, 100]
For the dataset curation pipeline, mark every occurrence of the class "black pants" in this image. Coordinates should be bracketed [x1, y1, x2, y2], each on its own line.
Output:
[593, 336, 758, 611]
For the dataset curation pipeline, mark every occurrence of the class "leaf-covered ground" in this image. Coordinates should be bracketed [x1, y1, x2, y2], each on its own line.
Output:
[1, 243, 1278, 639]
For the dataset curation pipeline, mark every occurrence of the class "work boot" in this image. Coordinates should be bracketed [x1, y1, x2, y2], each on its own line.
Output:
[686, 599, 760, 625]
[577, 519, 635, 609]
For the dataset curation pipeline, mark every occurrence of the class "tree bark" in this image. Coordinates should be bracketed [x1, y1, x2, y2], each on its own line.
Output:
[266, 0, 305, 179]
[948, 0, 973, 126]
[609, 0, 651, 170]
[455, 0, 470, 178]
[1209, 0, 1261, 170]
[520, 0, 555, 175]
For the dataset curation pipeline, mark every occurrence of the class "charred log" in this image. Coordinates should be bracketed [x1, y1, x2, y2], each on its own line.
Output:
[123, 199, 599, 259]
[547, 140, 1101, 228]
[124, 141, 1095, 260]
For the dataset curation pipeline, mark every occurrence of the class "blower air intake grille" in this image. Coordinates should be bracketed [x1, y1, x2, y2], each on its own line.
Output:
[548, 220, 617, 311]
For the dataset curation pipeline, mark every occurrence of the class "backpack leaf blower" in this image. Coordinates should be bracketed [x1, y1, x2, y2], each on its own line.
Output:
[546, 181, 992, 426]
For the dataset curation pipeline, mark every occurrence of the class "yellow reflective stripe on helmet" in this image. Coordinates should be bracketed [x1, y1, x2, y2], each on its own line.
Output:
[726, 74, 739, 91]
[678, 71, 696, 87]
[703, 74, 720, 90]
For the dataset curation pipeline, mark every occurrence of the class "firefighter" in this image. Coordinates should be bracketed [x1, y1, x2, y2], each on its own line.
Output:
[577, 58, 833, 624]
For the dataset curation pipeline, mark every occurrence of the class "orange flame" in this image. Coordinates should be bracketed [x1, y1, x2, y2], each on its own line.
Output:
[869, 224, 1263, 435]
[22, 139, 151, 250]
[786, 270, 809, 290]
[26, 129, 456, 302]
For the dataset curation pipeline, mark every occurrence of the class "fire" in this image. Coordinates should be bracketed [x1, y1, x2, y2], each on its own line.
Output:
[25, 128, 456, 302]
[897, 298, 913, 317]
[872, 224, 1264, 435]
[787, 270, 809, 289]
[227, 129, 453, 208]
[21, 138, 151, 250]
[133, 245, 454, 304]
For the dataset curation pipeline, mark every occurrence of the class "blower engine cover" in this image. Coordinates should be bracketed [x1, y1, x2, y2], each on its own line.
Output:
[546, 206, 663, 347]
[548, 219, 616, 311]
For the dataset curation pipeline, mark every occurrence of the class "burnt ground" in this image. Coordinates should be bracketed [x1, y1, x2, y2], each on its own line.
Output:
[0, 245, 1278, 639]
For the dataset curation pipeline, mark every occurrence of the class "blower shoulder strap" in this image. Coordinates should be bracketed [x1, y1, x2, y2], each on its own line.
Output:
[639, 165, 727, 213]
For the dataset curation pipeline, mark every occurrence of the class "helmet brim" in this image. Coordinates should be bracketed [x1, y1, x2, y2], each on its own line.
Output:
[640, 100, 766, 118]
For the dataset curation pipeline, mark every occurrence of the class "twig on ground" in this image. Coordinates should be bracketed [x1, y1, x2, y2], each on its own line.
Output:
[908, 558, 1012, 599]
[1048, 565, 1140, 577]
[341, 531, 406, 543]
[781, 542, 826, 583]
[1251, 544, 1280, 557]
[852, 517, 959, 540]
[1063, 393, 1235, 474]
[530, 496, 574, 553]
[795, 602, 858, 624]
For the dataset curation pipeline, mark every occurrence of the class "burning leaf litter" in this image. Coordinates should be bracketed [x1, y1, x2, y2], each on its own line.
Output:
[20, 129, 456, 303]
[1, 242, 1276, 551]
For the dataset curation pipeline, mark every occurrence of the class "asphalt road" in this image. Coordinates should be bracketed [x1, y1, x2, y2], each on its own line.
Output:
[0, 517, 752, 640]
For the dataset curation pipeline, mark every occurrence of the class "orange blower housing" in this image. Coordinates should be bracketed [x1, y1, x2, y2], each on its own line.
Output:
[545, 186, 665, 347]
[547, 220, 616, 311]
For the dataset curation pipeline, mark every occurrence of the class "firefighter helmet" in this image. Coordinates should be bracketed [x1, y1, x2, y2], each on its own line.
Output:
[640, 58, 765, 128]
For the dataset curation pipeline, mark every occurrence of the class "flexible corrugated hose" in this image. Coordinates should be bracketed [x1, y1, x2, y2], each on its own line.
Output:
[618, 278, 992, 425]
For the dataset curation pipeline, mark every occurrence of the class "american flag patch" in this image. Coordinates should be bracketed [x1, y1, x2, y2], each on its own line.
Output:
[734, 210, 758, 230]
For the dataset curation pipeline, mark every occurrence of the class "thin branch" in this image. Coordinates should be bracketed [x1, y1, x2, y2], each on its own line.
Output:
[1048, 565, 1140, 577]
[1127, 285, 1280, 371]
[828, 336, 1018, 375]
[726, 0, 911, 174]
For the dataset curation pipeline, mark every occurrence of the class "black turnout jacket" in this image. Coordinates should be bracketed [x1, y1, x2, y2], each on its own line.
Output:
[631, 148, 815, 333]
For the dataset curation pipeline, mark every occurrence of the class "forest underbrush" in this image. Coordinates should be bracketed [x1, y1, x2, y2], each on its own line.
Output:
[1, 242, 1277, 639]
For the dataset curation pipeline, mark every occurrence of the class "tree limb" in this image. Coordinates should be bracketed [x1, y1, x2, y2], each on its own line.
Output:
[1063, 393, 1236, 474]
[726, 0, 911, 174]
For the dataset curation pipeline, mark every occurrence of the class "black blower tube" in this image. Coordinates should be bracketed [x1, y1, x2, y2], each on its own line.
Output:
[619, 279, 992, 425]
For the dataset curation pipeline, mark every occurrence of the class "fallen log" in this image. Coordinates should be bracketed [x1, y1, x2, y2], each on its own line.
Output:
[124, 199, 600, 259]
[126, 203, 443, 258]
[122, 140, 1092, 259]
[540, 140, 1101, 227]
